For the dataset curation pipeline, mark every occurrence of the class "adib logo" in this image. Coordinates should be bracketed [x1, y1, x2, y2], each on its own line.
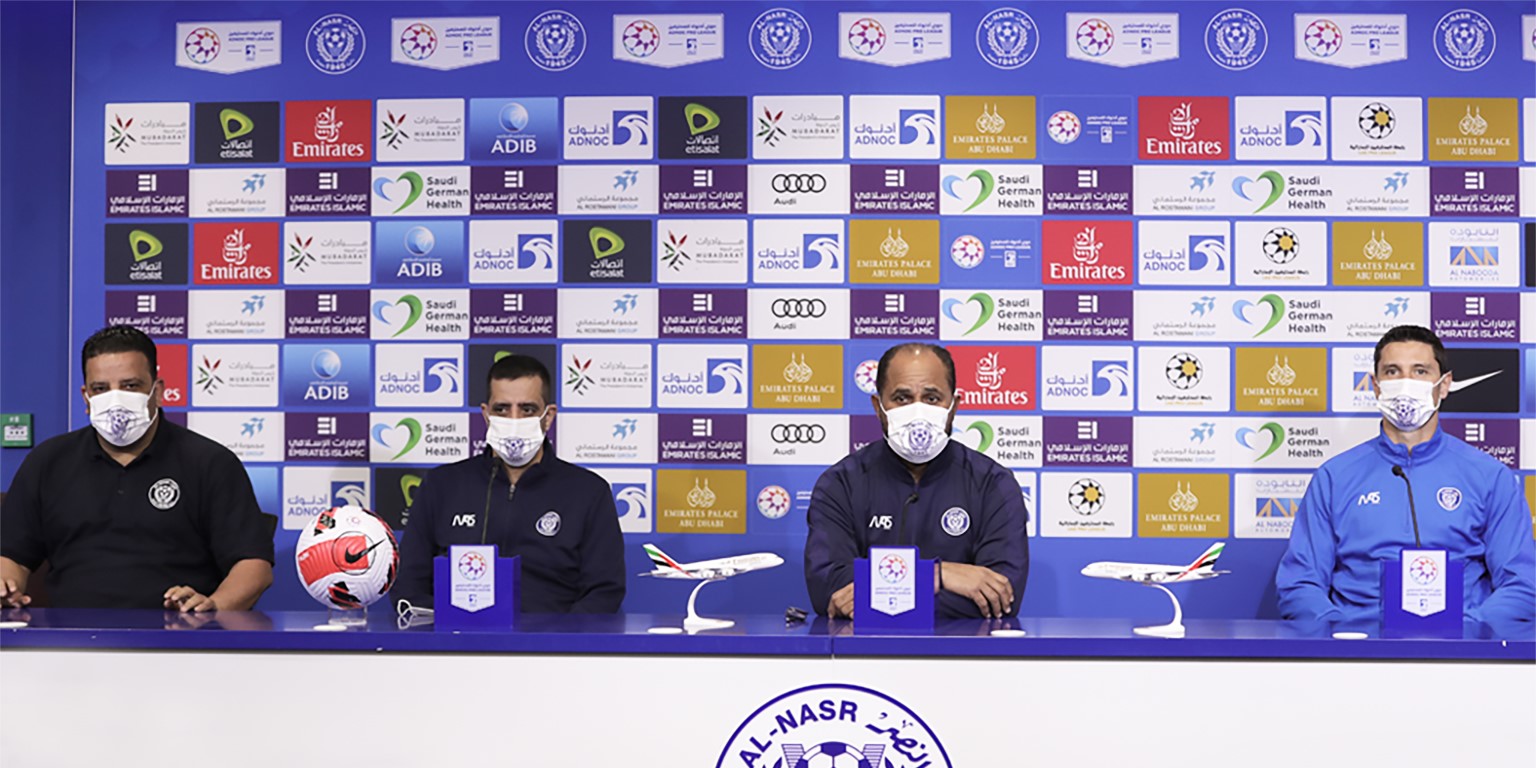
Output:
[1232, 294, 1285, 337]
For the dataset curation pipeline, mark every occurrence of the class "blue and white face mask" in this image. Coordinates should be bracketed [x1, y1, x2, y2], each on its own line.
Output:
[89, 388, 157, 447]
[881, 401, 953, 464]
[1376, 374, 1447, 432]
[485, 409, 550, 467]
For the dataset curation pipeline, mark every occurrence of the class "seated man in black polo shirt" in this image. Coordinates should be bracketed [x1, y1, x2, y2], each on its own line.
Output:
[393, 354, 626, 612]
[1, 325, 275, 611]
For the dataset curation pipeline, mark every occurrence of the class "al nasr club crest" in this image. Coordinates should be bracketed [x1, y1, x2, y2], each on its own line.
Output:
[717, 684, 952, 768]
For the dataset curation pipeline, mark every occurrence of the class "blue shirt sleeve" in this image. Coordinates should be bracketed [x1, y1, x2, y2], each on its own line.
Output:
[1470, 469, 1536, 625]
[804, 465, 857, 615]
[391, 467, 442, 606]
[569, 479, 626, 614]
[936, 467, 1029, 619]
[1277, 467, 1342, 621]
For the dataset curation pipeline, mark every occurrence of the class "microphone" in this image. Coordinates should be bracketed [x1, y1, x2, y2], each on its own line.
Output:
[897, 493, 920, 548]
[1391, 465, 1422, 549]
[480, 445, 498, 545]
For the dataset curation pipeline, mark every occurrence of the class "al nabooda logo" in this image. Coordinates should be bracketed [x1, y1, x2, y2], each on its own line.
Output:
[373, 294, 424, 338]
[373, 417, 423, 460]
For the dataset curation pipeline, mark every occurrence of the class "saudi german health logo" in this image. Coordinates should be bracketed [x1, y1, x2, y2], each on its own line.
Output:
[717, 683, 952, 768]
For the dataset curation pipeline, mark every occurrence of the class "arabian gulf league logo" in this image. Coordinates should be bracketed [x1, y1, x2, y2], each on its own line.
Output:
[717, 683, 952, 768]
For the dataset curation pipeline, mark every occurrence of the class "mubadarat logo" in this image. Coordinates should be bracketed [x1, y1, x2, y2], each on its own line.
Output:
[307, 14, 365, 74]
[750, 8, 811, 69]
[105, 223, 188, 285]
[194, 102, 279, 164]
[717, 683, 951, 768]
[976, 8, 1039, 69]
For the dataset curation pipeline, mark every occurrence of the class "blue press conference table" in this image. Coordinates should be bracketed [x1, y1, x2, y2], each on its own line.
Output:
[3, 609, 1532, 767]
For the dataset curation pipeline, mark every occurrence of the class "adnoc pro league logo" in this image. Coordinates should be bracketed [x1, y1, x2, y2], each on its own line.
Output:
[717, 684, 952, 768]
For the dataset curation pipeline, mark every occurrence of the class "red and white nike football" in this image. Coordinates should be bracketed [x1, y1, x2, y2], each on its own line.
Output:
[295, 505, 399, 610]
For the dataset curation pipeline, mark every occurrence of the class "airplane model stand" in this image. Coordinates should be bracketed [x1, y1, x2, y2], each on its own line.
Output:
[683, 577, 734, 631]
[1133, 582, 1186, 639]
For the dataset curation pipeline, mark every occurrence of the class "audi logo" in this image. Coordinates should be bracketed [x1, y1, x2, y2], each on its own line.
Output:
[771, 174, 827, 193]
[771, 424, 827, 443]
[771, 298, 827, 318]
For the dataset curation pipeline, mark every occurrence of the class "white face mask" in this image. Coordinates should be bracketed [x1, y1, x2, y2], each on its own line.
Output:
[880, 401, 953, 465]
[1376, 374, 1447, 432]
[89, 388, 158, 447]
[485, 410, 549, 467]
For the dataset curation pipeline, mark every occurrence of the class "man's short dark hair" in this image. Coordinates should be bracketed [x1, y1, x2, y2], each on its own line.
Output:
[81, 325, 157, 380]
[487, 354, 553, 404]
[1374, 325, 1451, 375]
[874, 343, 956, 396]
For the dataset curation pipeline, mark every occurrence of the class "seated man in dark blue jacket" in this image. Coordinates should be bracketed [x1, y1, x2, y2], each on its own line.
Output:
[393, 354, 625, 613]
[806, 342, 1029, 619]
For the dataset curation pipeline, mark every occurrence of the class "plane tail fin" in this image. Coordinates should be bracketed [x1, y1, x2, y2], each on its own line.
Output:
[644, 543, 686, 573]
[1173, 541, 1225, 580]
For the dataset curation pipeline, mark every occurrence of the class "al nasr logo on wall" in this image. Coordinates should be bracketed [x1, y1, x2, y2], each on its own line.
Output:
[717, 683, 951, 768]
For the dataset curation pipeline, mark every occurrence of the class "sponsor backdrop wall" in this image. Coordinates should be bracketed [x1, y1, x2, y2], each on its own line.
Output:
[72, 1, 1536, 617]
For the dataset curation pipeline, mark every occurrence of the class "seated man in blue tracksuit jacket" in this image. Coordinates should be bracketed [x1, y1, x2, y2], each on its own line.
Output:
[393, 354, 626, 613]
[806, 342, 1029, 619]
[1277, 325, 1535, 625]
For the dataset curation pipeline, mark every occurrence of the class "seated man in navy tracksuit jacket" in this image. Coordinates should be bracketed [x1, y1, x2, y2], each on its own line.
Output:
[806, 342, 1030, 619]
[393, 354, 625, 613]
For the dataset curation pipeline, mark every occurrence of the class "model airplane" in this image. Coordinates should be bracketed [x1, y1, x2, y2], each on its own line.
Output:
[1079, 542, 1229, 638]
[639, 544, 784, 632]
[1080, 541, 1228, 585]
[640, 543, 784, 580]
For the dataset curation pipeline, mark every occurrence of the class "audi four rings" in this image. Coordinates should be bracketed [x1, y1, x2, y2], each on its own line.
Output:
[770, 424, 827, 443]
[771, 298, 828, 318]
[770, 173, 828, 193]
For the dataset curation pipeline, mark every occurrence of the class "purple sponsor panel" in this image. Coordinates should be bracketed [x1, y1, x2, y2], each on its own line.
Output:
[659, 288, 746, 338]
[659, 165, 747, 214]
[1043, 416, 1133, 466]
[1043, 290, 1133, 340]
[1429, 292, 1519, 342]
[285, 167, 369, 216]
[1430, 167, 1519, 217]
[850, 414, 883, 454]
[285, 289, 369, 338]
[105, 290, 187, 338]
[284, 412, 369, 462]
[850, 289, 938, 339]
[470, 288, 557, 337]
[470, 166, 558, 215]
[850, 164, 939, 214]
[659, 413, 746, 463]
[106, 170, 188, 217]
[1043, 165, 1132, 214]
[1439, 417, 1520, 469]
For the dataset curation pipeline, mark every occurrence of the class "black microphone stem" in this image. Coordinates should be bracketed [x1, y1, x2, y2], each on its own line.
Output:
[1393, 465, 1422, 549]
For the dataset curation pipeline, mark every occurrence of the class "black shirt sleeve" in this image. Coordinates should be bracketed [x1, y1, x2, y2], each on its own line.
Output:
[805, 464, 859, 615]
[936, 465, 1030, 619]
[203, 448, 276, 573]
[570, 475, 626, 614]
[0, 447, 49, 570]
[391, 464, 442, 605]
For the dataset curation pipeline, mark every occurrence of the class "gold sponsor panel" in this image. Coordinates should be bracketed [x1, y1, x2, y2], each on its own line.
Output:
[1525, 476, 1535, 540]
[751, 344, 844, 409]
[656, 469, 747, 534]
[1138, 473, 1230, 538]
[1427, 97, 1519, 162]
[849, 219, 940, 284]
[1330, 221, 1423, 287]
[1234, 347, 1327, 411]
[945, 95, 1036, 159]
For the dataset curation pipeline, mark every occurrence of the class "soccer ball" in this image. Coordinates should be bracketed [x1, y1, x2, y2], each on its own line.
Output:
[295, 505, 399, 610]
[795, 742, 874, 768]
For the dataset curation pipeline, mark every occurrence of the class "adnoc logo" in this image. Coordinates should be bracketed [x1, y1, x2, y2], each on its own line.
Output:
[716, 684, 952, 768]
